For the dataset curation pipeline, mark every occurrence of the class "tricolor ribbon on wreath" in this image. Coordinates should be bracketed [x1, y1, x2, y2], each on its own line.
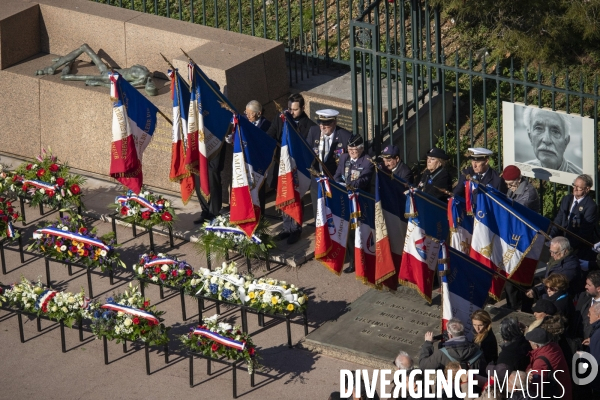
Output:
[115, 192, 163, 212]
[192, 327, 246, 351]
[23, 179, 57, 192]
[143, 258, 179, 268]
[35, 289, 57, 312]
[203, 225, 262, 244]
[195, 269, 247, 302]
[33, 227, 112, 252]
[6, 222, 15, 238]
[101, 302, 159, 325]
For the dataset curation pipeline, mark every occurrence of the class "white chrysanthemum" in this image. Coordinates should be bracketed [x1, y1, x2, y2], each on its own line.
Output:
[152, 276, 159, 282]
[138, 267, 144, 275]
[161, 265, 169, 272]
[100, 250, 107, 257]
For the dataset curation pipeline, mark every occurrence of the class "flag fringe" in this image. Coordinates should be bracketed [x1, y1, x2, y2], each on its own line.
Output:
[374, 270, 395, 285]
[314, 243, 333, 260]
[355, 275, 383, 290]
[404, 212, 418, 219]
[275, 198, 297, 210]
[398, 279, 432, 304]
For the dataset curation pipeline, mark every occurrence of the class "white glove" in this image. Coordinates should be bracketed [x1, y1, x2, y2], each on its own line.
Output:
[225, 134, 233, 144]
[593, 241, 600, 253]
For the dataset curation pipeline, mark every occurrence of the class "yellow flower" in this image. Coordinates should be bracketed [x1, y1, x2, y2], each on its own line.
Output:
[41, 245, 45, 252]
[55, 245, 61, 252]
[71, 240, 78, 246]
[95, 249, 102, 255]
[248, 292, 255, 299]
[282, 285, 287, 289]
[259, 291, 264, 296]
[271, 297, 278, 305]
[68, 251, 73, 256]
[78, 248, 85, 256]
[287, 304, 294, 311]
[77, 243, 84, 249]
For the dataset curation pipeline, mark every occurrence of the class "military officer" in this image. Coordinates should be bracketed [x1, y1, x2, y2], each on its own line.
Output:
[417, 147, 453, 201]
[333, 134, 374, 273]
[307, 109, 352, 220]
[380, 145, 414, 184]
[453, 147, 508, 202]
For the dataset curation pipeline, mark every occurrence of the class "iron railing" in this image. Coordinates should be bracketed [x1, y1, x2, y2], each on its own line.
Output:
[349, 0, 600, 215]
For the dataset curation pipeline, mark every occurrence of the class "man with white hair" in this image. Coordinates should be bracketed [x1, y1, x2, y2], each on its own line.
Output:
[418, 318, 486, 371]
[523, 107, 582, 174]
[244, 100, 271, 132]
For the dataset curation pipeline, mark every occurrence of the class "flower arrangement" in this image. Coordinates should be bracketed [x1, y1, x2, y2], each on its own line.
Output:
[4, 277, 89, 327]
[13, 149, 85, 209]
[0, 196, 21, 240]
[190, 261, 251, 303]
[0, 163, 16, 195]
[135, 252, 194, 288]
[191, 261, 308, 315]
[0, 285, 6, 307]
[113, 189, 176, 229]
[180, 314, 259, 373]
[28, 213, 125, 272]
[195, 213, 275, 261]
[84, 283, 169, 346]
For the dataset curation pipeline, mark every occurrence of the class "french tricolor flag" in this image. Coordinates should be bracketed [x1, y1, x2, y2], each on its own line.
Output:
[168, 69, 195, 205]
[447, 196, 473, 254]
[376, 171, 409, 291]
[398, 189, 441, 303]
[439, 243, 493, 339]
[350, 190, 378, 285]
[315, 178, 350, 275]
[108, 73, 158, 194]
[188, 63, 211, 201]
[276, 114, 315, 225]
[229, 115, 277, 237]
[373, 172, 396, 286]
[470, 185, 545, 300]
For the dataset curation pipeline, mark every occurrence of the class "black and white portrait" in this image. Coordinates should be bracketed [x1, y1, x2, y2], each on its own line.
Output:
[503, 102, 595, 188]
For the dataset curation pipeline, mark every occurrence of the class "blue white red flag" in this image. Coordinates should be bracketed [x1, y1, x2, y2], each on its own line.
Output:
[376, 171, 408, 273]
[108, 72, 158, 194]
[350, 190, 377, 286]
[439, 243, 493, 339]
[399, 189, 441, 303]
[229, 115, 277, 237]
[470, 186, 546, 299]
[167, 69, 195, 205]
[275, 114, 315, 225]
[370, 172, 396, 287]
[447, 196, 474, 254]
[315, 178, 350, 275]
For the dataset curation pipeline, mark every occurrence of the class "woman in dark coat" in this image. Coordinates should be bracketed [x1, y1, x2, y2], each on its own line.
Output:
[471, 309, 498, 365]
[496, 317, 531, 372]
[541, 273, 572, 318]
[417, 147, 453, 202]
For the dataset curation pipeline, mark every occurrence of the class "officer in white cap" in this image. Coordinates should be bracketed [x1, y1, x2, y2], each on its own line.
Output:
[453, 147, 508, 198]
[306, 108, 352, 225]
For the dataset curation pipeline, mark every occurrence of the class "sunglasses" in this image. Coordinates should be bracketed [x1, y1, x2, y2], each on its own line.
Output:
[545, 286, 558, 291]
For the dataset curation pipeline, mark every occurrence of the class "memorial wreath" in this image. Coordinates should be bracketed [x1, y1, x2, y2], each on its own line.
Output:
[13, 149, 85, 209]
[84, 283, 169, 346]
[4, 277, 90, 327]
[0, 196, 21, 240]
[114, 189, 176, 229]
[135, 252, 194, 288]
[180, 314, 259, 373]
[195, 213, 275, 261]
[189, 261, 251, 303]
[29, 213, 124, 272]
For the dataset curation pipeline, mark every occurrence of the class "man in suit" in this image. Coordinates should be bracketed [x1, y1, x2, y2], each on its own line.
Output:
[268, 93, 316, 244]
[550, 174, 598, 261]
[307, 109, 352, 221]
[571, 271, 600, 344]
[244, 100, 271, 216]
[334, 134, 374, 273]
[380, 144, 413, 184]
[453, 147, 508, 202]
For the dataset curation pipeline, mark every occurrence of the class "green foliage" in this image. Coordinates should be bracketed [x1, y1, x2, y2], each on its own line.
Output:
[431, 0, 600, 68]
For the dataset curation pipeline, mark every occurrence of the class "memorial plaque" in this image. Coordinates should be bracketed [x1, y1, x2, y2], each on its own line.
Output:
[303, 287, 536, 369]
[309, 101, 361, 136]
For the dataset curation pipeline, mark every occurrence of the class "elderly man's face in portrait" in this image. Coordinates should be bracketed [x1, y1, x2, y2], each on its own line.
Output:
[527, 110, 570, 170]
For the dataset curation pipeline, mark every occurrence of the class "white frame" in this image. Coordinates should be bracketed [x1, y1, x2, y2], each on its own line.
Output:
[502, 101, 595, 189]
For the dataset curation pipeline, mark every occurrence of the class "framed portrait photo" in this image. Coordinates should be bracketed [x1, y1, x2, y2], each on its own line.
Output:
[502, 102, 595, 189]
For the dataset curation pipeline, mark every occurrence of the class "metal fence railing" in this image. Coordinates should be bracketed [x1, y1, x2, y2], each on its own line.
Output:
[349, 0, 600, 216]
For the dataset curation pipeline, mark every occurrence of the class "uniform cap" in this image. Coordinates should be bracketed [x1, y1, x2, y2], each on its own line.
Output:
[316, 109, 340, 122]
[348, 134, 364, 148]
[468, 147, 493, 159]
[381, 145, 400, 158]
[502, 165, 521, 181]
[427, 147, 450, 160]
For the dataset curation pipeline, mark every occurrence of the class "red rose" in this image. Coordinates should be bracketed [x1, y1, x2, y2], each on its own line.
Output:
[55, 240, 62, 246]
[70, 184, 81, 195]
[70, 246, 78, 253]
[83, 249, 89, 257]
[26, 164, 33, 171]
[1, 215, 8, 222]
[248, 347, 255, 356]
[12, 213, 19, 219]
[141, 211, 151, 220]
[0, 198, 4, 203]
[211, 343, 220, 352]
[0, 210, 3, 215]
[186, 269, 193, 276]
[56, 177, 65, 186]
[6, 202, 11, 207]
[132, 317, 140, 325]
[7, 207, 13, 213]
[22, 184, 28, 192]
[171, 270, 178, 277]
[78, 227, 87, 235]
[120, 206, 129, 216]
[160, 273, 167, 280]
[49, 164, 59, 172]
[46, 190, 55, 197]
[161, 212, 173, 221]
[154, 266, 160, 274]
[143, 301, 150, 308]
[36, 169, 45, 178]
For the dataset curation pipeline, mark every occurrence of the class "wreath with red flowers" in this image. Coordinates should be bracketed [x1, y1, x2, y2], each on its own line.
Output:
[112, 188, 176, 229]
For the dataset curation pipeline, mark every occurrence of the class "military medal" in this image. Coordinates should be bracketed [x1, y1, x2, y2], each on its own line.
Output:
[579, 206, 584, 212]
